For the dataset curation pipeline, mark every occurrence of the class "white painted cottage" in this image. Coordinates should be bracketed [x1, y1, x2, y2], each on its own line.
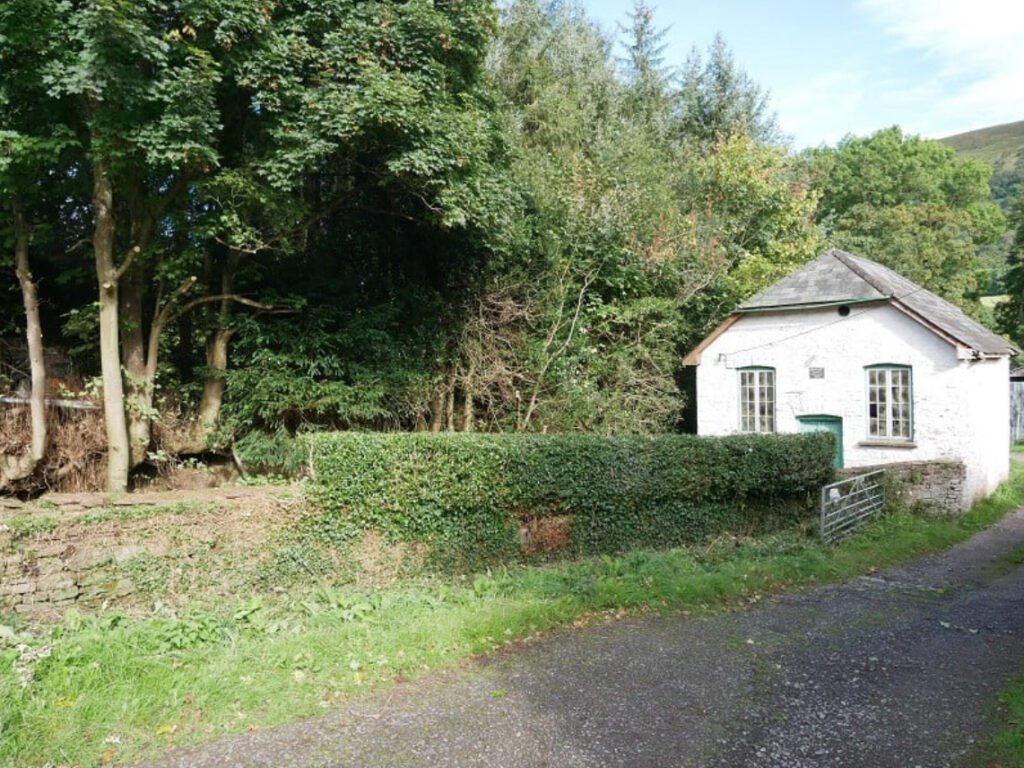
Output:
[684, 249, 1018, 507]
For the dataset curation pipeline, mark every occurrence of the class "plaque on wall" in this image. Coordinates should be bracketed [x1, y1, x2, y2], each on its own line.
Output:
[809, 367, 825, 379]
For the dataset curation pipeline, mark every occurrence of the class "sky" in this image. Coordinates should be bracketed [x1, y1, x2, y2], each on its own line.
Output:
[579, 0, 1024, 149]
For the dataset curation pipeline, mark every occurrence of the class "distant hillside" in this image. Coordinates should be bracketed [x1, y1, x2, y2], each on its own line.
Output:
[942, 120, 1024, 213]
[941, 119, 1024, 172]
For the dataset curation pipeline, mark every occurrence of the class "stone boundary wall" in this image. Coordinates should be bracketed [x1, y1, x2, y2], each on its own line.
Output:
[0, 534, 137, 616]
[0, 488, 299, 620]
[839, 460, 967, 513]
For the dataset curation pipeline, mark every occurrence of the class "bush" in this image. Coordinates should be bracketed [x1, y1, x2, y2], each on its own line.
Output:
[305, 432, 835, 570]
[233, 429, 309, 478]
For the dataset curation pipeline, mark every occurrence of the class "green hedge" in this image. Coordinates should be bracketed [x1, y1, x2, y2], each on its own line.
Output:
[305, 432, 835, 569]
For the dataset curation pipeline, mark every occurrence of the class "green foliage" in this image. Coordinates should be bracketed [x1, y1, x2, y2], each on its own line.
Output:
[985, 670, 1024, 766]
[222, 300, 442, 436]
[305, 432, 835, 569]
[675, 33, 780, 147]
[814, 126, 995, 214]
[233, 430, 308, 478]
[677, 136, 821, 311]
[990, 154, 1024, 212]
[808, 126, 1006, 307]
[619, 0, 672, 130]
[997, 197, 1024, 347]
[470, 5, 817, 432]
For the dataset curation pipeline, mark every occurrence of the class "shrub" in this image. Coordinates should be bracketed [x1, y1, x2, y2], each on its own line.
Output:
[233, 429, 309, 477]
[305, 432, 835, 570]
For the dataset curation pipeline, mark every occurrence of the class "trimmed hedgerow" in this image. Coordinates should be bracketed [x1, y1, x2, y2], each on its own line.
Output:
[304, 432, 835, 570]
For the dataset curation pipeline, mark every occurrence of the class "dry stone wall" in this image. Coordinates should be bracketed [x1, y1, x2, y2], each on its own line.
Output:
[840, 460, 968, 512]
[0, 488, 299, 620]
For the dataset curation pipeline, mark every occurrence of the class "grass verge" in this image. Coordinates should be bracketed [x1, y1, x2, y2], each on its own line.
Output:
[980, 673, 1024, 768]
[3, 464, 1024, 768]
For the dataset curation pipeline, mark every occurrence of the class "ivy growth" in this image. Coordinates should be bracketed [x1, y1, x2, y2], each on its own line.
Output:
[304, 432, 835, 570]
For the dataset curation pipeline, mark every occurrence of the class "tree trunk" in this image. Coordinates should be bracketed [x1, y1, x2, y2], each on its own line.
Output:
[174, 311, 194, 382]
[461, 361, 475, 432]
[121, 266, 151, 466]
[429, 389, 444, 432]
[196, 251, 241, 440]
[446, 374, 456, 432]
[1, 196, 47, 487]
[93, 162, 131, 493]
[197, 326, 233, 436]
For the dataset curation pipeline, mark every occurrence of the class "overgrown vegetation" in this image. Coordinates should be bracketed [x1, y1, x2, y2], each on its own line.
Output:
[3, 464, 1022, 768]
[1, 1, 1009, 493]
[306, 432, 835, 568]
[3, 501, 207, 544]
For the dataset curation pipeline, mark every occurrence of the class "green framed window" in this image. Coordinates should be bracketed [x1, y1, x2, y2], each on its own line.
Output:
[866, 364, 912, 440]
[739, 367, 775, 433]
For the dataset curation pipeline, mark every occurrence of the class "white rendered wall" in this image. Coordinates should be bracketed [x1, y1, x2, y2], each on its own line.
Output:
[694, 303, 1011, 503]
[960, 356, 1010, 504]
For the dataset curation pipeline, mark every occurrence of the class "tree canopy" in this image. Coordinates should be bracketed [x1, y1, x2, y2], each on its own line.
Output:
[807, 126, 1005, 305]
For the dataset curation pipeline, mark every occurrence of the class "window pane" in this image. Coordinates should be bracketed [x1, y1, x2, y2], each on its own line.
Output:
[761, 370, 774, 433]
[739, 369, 774, 433]
[865, 366, 911, 440]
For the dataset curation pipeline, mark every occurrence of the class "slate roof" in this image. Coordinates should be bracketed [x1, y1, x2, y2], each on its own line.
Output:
[738, 249, 1017, 357]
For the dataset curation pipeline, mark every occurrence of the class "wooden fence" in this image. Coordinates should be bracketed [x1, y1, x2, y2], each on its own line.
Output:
[1012, 380, 1024, 444]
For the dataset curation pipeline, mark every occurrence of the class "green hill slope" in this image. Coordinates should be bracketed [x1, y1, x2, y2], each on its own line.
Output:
[941, 120, 1024, 212]
[941, 119, 1024, 172]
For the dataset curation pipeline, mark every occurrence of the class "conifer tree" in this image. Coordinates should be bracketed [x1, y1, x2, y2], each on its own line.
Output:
[619, 1, 672, 130]
[676, 33, 779, 146]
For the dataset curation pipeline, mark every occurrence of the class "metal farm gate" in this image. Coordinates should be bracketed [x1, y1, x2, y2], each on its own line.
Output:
[820, 470, 886, 542]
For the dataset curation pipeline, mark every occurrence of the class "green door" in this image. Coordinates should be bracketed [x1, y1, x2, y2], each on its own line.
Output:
[798, 415, 844, 468]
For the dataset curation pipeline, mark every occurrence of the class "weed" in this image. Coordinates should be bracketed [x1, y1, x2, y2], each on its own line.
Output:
[158, 614, 227, 651]
[4, 514, 60, 540]
[121, 553, 172, 597]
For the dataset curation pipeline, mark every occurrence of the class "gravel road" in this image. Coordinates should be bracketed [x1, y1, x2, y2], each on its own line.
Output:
[144, 510, 1024, 768]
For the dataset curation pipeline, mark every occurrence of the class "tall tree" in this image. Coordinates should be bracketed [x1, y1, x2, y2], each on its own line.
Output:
[619, 1, 672, 131]
[675, 33, 779, 147]
[0, 0, 78, 487]
[808, 126, 1005, 306]
[34, 1, 229, 490]
[997, 197, 1024, 346]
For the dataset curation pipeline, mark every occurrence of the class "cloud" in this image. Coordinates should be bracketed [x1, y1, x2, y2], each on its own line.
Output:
[857, 0, 1024, 136]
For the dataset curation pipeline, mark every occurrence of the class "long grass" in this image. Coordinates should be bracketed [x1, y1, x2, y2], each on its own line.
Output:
[3, 465, 1023, 768]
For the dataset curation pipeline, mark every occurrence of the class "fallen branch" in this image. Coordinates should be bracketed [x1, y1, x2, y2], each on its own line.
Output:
[0, 396, 99, 411]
